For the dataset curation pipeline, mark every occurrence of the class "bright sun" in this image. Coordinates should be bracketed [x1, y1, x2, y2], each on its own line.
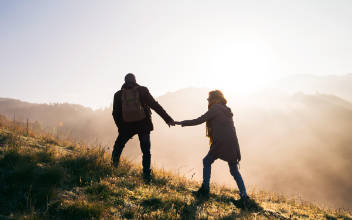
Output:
[201, 39, 279, 94]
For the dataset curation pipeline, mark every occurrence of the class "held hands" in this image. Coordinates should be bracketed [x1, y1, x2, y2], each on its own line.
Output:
[174, 121, 185, 127]
[167, 119, 176, 127]
[167, 120, 184, 127]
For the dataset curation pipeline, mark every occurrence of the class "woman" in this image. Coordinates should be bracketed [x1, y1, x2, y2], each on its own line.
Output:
[176, 90, 248, 199]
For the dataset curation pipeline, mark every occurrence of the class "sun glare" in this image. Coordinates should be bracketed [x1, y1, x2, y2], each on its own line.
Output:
[202, 40, 279, 95]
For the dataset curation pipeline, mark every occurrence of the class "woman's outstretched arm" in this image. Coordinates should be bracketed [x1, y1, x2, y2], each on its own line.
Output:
[180, 106, 217, 127]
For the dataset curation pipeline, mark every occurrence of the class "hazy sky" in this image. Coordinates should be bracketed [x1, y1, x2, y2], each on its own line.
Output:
[1, 0, 352, 108]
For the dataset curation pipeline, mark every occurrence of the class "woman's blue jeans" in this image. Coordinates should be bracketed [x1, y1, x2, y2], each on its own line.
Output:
[202, 154, 248, 197]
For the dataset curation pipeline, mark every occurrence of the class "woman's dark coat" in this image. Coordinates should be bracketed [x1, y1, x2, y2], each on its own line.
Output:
[181, 103, 241, 163]
[112, 82, 173, 134]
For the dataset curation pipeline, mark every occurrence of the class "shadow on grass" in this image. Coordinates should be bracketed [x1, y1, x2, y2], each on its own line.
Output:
[140, 194, 189, 217]
[0, 150, 63, 214]
[179, 192, 208, 219]
[59, 153, 112, 187]
[0, 134, 9, 145]
[48, 201, 103, 220]
[178, 191, 265, 220]
[231, 197, 263, 212]
[141, 197, 164, 211]
[0, 146, 119, 219]
[209, 192, 263, 213]
[0, 132, 17, 147]
[216, 194, 293, 220]
[86, 183, 113, 200]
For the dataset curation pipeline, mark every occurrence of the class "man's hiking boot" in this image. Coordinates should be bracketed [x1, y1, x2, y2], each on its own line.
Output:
[194, 185, 210, 197]
[143, 170, 152, 184]
[112, 161, 118, 168]
[111, 155, 119, 168]
[240, 194, 249, 200]
[240, 195, 250, 206]
[143, 173, 151, 184]
[111, 159, 119, 168]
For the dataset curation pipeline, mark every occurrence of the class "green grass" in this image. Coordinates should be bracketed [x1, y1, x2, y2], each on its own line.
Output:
[0, 127, 351, 220]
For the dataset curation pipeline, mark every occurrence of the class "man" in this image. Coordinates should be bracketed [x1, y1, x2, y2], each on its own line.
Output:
[112, 73, 175, 182]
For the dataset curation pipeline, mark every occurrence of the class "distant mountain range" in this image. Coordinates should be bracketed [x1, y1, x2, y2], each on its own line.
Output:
[274, 73, 352, 101]
[0, 97, 115, 144]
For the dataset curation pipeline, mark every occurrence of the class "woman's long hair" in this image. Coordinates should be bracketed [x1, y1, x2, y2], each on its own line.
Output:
[206, 90, 227, 145]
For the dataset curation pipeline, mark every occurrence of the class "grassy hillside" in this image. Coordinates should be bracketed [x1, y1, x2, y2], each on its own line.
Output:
[0, 125, 351, 219]
[2, 91, 352, 209]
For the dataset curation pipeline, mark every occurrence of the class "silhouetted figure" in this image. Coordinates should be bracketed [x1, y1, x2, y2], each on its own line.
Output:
[112, 73, 175, 182]
[176, 90, 248, 199]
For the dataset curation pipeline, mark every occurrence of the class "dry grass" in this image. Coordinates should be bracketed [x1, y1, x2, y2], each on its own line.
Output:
[0, 118, 351, 219]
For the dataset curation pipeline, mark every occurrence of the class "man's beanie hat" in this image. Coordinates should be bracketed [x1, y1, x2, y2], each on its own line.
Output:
[125, 73, 136, 83]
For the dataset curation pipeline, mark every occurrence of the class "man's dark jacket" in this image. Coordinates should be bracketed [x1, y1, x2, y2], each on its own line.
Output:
[112, 82, 173, 134]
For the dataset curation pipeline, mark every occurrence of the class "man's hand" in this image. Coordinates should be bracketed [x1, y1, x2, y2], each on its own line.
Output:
[167, 120, 176, 127]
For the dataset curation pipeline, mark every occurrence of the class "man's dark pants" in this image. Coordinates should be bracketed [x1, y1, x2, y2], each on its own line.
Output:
[112, 132, 151, 175]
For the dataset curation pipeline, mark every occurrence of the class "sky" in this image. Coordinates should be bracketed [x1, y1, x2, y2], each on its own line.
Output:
[1, 0, 352, 109]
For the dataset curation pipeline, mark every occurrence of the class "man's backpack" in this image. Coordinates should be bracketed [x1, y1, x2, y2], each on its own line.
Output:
[121, 87, 146, 122]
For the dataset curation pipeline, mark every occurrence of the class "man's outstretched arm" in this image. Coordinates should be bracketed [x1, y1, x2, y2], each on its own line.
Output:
[142, 87, 174, 125]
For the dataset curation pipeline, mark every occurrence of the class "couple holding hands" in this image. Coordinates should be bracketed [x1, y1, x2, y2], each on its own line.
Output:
[111, 73, 248, 200]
